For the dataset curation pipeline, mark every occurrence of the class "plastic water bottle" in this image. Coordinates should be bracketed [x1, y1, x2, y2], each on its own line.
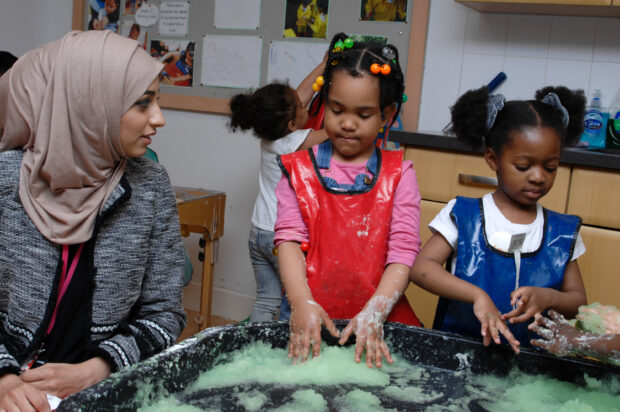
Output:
[607, 89, 620, 149]
[579, 89, 606, 149]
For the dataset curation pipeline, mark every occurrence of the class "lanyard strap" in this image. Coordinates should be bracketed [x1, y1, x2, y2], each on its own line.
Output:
[46, 243, 84, 335]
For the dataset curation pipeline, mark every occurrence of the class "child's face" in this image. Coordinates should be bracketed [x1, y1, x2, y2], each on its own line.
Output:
[486, 126, 561, 208]
[105, 0, 118, 14]
[324, 70, 393, 162]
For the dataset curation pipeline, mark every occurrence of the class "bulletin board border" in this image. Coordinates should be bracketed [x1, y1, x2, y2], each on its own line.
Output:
[72, 0, 429, 131]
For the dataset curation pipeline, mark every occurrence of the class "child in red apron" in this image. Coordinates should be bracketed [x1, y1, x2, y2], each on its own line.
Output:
[274, 33, 421, 368]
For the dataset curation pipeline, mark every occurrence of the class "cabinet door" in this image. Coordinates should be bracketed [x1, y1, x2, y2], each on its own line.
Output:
[578, 226, 620, 307]
[405, 147, 570, 212]
[404, 199, 443, 328]
[567, 167, 620, 230]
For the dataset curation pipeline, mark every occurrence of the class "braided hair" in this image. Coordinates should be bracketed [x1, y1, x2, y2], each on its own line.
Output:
[312, 32, 405, 127]
[450, 86, 586, 154]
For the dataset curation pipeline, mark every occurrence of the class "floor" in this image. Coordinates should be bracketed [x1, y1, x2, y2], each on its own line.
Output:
[177, 308, 236, 342]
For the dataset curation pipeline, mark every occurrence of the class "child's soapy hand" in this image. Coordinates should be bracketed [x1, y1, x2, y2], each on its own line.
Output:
[288, 299, 339, 364]
[529, 310, 582, 356]
[339, 295, 396, 369]
[473, 293, 520, 353]
[502, 286, 551, 324]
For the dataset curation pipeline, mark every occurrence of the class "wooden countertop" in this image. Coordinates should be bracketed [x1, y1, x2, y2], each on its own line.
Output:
[391, 131, 620, 172]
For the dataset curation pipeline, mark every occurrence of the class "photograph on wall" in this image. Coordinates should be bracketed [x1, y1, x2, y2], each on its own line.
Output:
[87, 0, 121, 32]
[360, 0, 407, 22]
[124, 0, 146, 15]
[283, 0, 329, 39]
[150, 39, 195, 87]
[121, 21, 148, 50]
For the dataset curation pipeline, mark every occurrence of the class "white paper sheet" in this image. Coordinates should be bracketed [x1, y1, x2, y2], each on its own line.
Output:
[267, 40, 328, 89]
[159, 0, 189, 36]
[214, 0, 261, 30]
[201, 35, 262, 88]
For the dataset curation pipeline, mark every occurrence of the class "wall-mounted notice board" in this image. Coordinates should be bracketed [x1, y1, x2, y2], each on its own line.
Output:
[72, 0, 429, 130]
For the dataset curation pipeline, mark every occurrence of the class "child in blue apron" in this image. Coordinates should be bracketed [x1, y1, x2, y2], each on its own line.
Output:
[411, 86, 588, 353]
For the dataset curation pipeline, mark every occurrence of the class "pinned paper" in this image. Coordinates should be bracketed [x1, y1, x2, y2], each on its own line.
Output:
[135, 3, 159, 27]
[159, 1, 190, 36]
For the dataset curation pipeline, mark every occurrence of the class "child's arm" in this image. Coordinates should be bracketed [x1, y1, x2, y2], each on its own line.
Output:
[277, 241, 339, 363]
[411, 233, 521, 353]
[529, 310, 620, 364]
[502, 260, 587, 324]
[296, 129, 328, 151]
[339, 263, 410, 368]
[295, 51, 328, 109]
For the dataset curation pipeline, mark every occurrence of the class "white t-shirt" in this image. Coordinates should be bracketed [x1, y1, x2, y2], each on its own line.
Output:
[430, 193, 585, 273]
[251, 129, 311, 231]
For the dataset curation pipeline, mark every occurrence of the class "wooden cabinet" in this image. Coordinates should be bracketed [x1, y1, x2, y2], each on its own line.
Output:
[578, 226, 620, 307]
[567, 167, 620, 230]
[456, 0, 620, 17]
[403, 146, 620, 322]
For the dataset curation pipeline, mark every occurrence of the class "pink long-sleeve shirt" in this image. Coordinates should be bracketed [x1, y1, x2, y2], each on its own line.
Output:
[274, 148, 421, 267]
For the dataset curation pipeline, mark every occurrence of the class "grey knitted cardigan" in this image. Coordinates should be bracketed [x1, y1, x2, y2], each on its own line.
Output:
[0, 150, 187, 373]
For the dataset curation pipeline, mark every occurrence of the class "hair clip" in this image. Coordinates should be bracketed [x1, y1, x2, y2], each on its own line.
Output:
[370, 63, 391, 75]
[312, 75, 324, 92]
[382, 46, 396, 60]
[541, 92, 569, 129]
[486, 94, 506, 131]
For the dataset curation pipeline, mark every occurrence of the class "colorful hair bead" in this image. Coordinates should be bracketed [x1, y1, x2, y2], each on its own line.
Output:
[380, 64, 391, 75]
[333, 40, 344, 52]
[343, 38, 354, 49]
[312, 75, 324, 92]
[370, 63, 381, 74]
[402, 93, 408, 103]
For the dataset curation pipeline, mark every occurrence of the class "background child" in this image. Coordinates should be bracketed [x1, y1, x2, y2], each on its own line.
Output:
[275, 32, 421, 368]
[229, 57, 328, 322]
[529, 309, 620, 365]
[411, 86, 588, 353]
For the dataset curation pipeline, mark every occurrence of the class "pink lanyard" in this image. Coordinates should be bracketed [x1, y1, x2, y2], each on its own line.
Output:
[46, 243, 84, 335]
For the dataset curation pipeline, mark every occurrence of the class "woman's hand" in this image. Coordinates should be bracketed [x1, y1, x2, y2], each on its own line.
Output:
[0, 373, 50, 412]
[20, 357, 110, 399]
[288, 299, 339, 363]
[473, 292, 520, 353]
[339, 295, 396, 368]
[501, 286, 552, 324]
[528, 310, 581, 356]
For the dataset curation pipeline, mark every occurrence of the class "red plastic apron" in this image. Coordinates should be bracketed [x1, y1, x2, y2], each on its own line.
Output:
[279, 149, 420, 326]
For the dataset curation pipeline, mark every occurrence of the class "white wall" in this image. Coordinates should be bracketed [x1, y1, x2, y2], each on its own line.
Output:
[3, 0, 619, 321]
[419, 1, 620, 133]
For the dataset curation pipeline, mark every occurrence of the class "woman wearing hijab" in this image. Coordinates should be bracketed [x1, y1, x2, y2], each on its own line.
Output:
[0, 30, 186, 411]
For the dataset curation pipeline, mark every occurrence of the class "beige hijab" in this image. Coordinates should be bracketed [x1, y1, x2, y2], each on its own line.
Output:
[0, 30, 163, 244]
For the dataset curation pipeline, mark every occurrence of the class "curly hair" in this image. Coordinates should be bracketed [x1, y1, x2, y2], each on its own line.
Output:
[311, 32, 405, 127]
[450, 86, 586, 154]
[228, 83, 298, 141]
